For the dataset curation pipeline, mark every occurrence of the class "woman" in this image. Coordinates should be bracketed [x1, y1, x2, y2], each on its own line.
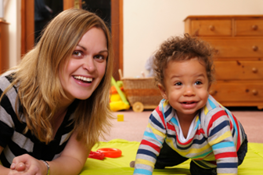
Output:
[0, 8, 113, 175]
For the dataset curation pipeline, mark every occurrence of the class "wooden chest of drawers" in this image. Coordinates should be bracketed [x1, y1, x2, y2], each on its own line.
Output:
[184, 15, 263, 109]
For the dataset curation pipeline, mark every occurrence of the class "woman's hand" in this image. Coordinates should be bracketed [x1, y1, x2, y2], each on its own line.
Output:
[9, 154, 47, 175]
[10, 161, 26, 171]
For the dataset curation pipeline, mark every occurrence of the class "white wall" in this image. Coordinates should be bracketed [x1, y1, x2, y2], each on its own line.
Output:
[4, 0, 20, 68]
[3, 0, 263, 74]
[123, 0, 263, 77]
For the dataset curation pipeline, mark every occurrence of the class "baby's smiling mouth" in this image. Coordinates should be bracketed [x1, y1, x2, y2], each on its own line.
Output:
[74, 76, 93, 83]
[180, 101, 198, 109]
[181, 101, 197, 104]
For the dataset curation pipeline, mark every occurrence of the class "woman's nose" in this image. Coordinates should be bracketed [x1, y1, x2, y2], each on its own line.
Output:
[83, 56, 96, 72]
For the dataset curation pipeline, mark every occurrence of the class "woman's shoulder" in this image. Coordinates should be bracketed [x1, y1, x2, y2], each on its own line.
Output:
[0, 70, 16, 86]
[0, 71, 19, 106]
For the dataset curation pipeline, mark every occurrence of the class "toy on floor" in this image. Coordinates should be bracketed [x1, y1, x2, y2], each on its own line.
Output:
[117, 114, 124, 122]
[109, 77, 130, 112]
[118, 69, 162, 112]
[88, 148, 122, 160]
[88, 151, 105, 160]
[97, 148, 122, 158]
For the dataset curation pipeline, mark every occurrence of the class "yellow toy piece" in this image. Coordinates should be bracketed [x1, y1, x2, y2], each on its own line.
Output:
[110, 94, 122, 102]
[117, 114, 124, 122]
[110, 101, 130, 112]
[109, 77, 130, 112]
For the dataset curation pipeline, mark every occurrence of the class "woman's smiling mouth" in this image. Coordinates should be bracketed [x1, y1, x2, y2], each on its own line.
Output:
[74, 76, 93, 83]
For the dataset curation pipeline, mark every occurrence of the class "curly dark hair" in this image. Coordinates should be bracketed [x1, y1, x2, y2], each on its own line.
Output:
[153, 34, 215, 87]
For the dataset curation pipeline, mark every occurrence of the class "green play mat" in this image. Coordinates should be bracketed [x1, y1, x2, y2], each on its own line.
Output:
[80, 139, 263, 175]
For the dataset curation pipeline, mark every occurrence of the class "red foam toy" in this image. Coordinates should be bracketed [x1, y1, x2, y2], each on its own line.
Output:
[88, 151, 105, 160]
[97, 148, 122, 158]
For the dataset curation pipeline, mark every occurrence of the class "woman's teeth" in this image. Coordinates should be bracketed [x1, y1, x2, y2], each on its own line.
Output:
[74, 76, 92, 83]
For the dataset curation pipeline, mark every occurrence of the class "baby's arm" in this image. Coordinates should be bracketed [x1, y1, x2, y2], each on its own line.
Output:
[134, 107, 167, 175]
[206, 110, 238, 175]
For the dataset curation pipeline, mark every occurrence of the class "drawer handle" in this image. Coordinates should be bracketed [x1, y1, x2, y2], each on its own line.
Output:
[193, 29, 199, 36]
[252, 25, 258, 30]
[252, 67, 258, 73]
[252, 45, 258, 51]
[209, 90, 217, 95]
[209, 25, 215, 31]
[252, 89, 258, 95]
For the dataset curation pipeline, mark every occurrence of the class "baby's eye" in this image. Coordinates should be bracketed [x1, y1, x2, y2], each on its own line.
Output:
[175, 82, 182, 86]
[72, 51, 83, 57]
[195, 81, 203, 85]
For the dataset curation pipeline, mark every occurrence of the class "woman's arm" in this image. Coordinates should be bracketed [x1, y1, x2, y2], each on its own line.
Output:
[9, 130, 89, 175]
[0, 146, 10, 174]
[48, 130, 89, 175]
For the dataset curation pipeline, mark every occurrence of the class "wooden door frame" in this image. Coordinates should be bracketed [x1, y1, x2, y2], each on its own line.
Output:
[21, 0, 34, 56]
[21, 0, 123, 80]
[111, 0, 123, 80]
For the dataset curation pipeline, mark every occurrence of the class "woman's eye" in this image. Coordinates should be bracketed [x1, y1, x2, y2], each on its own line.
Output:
[73, 51, 83, 57]
[195, 81, 202, 85]
[94, 55, 105, 60]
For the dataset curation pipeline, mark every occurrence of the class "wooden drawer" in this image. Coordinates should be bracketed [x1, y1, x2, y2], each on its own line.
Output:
[235, 19, 263, 36]
[202, 37, 263, 57]
[209, 81, 263, 102]
[185, 15, 263, 109]
[214, 61, 263, 80]
[190, 19, 232, 36]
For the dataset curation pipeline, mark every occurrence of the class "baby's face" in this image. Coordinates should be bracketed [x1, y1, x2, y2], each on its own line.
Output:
[159, 57, 210, 119]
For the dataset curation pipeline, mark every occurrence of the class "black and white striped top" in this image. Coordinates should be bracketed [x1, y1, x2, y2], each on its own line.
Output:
[0, 72, 77, 167]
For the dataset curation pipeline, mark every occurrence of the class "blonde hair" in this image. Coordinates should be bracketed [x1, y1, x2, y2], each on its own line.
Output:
[1, 9, 113, 148]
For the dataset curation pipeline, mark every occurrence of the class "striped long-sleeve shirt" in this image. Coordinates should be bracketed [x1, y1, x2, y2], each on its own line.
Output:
[0, 72, 78, 167]
[134, 95, 246, 175]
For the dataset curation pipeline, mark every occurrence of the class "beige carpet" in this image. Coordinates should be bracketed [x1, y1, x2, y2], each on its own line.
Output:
[101, 108, 263, 143]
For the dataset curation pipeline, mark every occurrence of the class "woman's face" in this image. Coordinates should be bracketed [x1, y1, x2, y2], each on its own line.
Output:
[59, 27, 108, 104]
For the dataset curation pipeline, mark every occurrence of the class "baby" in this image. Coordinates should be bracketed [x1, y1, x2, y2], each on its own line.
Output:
[133, 34, 247, 175]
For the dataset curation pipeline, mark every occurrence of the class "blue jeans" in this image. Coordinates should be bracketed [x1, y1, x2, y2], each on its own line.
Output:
[155, 139, 248, 175]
